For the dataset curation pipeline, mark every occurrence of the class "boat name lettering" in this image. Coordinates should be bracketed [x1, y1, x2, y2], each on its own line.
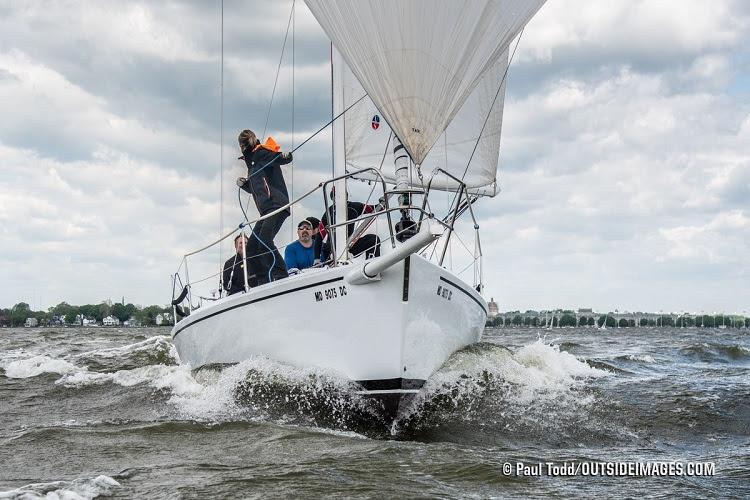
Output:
[436, 285, 452, 301]
[315, 285, 347, 302]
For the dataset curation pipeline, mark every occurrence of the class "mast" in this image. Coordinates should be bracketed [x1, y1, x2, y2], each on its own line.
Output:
[331, 45, 348, 263]
[393, 137, 417, 242]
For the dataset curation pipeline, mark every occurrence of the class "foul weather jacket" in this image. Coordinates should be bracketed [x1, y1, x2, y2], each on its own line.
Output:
[316, 202, 375, 262]
[222, 253, 254, 294]
[240, 137, 293, 216]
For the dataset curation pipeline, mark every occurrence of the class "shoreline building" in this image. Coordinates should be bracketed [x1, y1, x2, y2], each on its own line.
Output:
[102, 315, 120, 327]
[488, 298, 499, 318]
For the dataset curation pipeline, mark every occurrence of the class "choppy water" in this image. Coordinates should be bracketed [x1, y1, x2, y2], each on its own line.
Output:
[1, 326, 748, 498]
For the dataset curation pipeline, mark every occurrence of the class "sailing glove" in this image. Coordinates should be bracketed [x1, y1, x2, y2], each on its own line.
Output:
[236, 177, 252, 194]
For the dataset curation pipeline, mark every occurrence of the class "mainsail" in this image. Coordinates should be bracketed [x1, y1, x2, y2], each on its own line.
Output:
[305, 0, 545, 182]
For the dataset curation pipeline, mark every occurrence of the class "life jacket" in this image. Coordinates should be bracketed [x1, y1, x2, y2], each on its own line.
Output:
[252, 136, 281, 153]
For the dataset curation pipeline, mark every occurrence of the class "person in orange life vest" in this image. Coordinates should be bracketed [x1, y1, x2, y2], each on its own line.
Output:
[236, 130, 292, 285]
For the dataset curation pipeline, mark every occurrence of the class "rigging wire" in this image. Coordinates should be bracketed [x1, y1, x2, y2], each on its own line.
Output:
[262, 1, 296, 140]
[218, 0, 225, 295]
[290, 0, 295, 241]
[434, 28, 525, 270]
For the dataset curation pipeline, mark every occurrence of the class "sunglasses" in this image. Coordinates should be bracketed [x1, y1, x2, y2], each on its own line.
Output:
[297, 225, 312, 230]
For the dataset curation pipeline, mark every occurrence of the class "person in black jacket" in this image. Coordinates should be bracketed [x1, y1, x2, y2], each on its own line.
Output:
[316, 199, 381, 263]
[236, 130, 292, 285]
[222, 234, 257, 295]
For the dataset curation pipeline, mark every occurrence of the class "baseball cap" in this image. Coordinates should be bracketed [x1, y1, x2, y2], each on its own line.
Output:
[297, 220, 313, 230]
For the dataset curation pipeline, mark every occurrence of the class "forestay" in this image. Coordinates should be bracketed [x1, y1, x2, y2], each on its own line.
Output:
[305, 0, 545, 176]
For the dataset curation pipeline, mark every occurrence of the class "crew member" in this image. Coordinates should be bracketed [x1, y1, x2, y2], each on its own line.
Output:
[305, 216, 322, 266]
[222, 234, 256, 295]
[236, 129, 293, 285]
[316, 192, 381, 263]
[284, 219, 316, 271]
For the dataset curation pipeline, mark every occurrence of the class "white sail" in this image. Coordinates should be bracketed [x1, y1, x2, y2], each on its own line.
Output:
[305, 0, 545, 166]
[342, 51, 508, 194]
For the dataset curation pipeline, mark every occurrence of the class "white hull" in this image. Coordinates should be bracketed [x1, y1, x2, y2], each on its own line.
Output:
[171, 255, 486, 417]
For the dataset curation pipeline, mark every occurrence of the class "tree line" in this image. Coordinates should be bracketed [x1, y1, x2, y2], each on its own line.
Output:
[487, 313, 750, 328]
[1, 301, 172, 327]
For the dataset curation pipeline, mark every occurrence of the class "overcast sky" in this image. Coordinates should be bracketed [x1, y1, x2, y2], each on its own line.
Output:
[1, 1, 748, 314]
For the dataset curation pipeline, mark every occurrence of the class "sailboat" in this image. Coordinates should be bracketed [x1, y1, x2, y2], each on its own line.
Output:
[170, 0, 547, 421]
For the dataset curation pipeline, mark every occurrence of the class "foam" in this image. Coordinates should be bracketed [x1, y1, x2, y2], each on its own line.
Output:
[402, 339, 611, 427]
[432, 339, 607, 393]
[168, 356, 362, 422]
[57, 364, 204, 396]
[166, 362, 249, 420]
[0, 475, 119, 500]
[623, 354, 656, 363]
[3, 355, 80, 379]
[514, 340, 608, 382]
[77, 335, 174, 359]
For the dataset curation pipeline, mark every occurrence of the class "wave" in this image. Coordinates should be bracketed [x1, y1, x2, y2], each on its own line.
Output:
[395, 341, 614, 442]
[157, 340, 613, 438]
[614, 354, 657, 364]
[75, 335, 177, 372]
[0, 475, 119, 500]
[557, 341, 581, 352]
[1, 336, 178, 381]
[2, 355, 79, 379]
[56, 363, 203, 394]
[231, 359, 385, 432]
[2, 336, 619, 441]
[679, 343, 750, 363]
[585, 360, 633, 374]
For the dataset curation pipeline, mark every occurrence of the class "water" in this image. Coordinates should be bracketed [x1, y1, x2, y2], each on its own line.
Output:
[1, 326, 748, 498]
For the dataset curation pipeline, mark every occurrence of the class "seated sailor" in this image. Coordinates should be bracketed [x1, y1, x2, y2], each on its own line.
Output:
[223, 234, 257, 295]
[316, 190, 381, 263]
[284, 218, 316, 271]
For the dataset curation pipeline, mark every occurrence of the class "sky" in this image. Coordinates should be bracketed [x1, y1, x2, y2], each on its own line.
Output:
[0, 0, 748, 314]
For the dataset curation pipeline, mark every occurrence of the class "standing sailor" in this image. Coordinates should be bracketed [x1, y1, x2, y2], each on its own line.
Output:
[236, 129, 293, 284]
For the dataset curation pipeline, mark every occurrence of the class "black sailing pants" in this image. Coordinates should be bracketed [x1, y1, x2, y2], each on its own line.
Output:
[248, 211, 289, 285]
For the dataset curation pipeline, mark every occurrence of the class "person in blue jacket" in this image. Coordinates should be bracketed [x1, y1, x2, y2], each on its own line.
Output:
[284, 219, 316, 271]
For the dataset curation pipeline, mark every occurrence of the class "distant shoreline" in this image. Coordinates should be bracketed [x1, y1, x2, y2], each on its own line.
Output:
[488, 310, 749, 329]
[1, 301, 173, 328]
